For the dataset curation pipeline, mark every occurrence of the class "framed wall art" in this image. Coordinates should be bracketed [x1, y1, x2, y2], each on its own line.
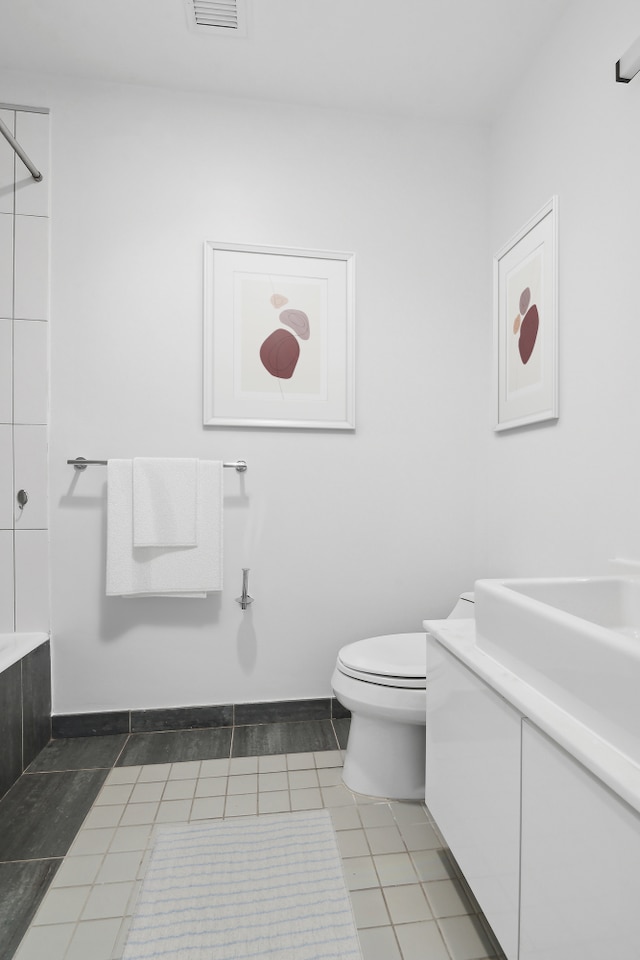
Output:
[493, 197, 558, 431]
[203, 242, 355, 430]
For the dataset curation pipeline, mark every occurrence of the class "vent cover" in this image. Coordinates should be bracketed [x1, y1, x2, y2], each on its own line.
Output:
[185, 0, 247, 36]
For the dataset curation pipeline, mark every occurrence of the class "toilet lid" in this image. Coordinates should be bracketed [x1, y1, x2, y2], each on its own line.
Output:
[337, 633, 426, 688]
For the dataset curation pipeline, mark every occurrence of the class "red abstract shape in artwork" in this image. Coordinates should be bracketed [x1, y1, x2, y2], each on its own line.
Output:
[518, 305, 539, 364]
[260, 329, 300, 379]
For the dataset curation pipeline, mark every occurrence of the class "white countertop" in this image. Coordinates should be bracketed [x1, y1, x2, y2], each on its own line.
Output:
[424, 618, 640, 816]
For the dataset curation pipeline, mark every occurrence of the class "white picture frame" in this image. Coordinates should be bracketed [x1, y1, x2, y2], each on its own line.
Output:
[493, 197, 558, 431]
[203, 241, 355, 430]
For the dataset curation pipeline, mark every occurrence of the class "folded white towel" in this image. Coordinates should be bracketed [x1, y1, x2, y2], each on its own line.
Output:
[106, 459, 223, 598]
[133, 458, 198, 547]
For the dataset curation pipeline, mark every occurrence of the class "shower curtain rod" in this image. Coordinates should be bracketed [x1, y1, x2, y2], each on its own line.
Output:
[0, 116, 43, 182]
[67, 457, 248, 472]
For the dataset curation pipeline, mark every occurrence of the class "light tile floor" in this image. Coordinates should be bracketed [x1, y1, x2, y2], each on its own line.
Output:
[13, 751, 505, 960]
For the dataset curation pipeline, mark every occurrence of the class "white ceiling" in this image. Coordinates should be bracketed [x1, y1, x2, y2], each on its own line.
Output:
[0, 0, 572, 121]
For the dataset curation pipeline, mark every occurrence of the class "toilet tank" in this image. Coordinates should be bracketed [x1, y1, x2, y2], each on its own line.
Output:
[448, 592, 475, 619]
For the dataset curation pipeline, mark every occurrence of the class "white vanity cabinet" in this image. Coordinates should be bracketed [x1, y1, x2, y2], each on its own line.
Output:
[425, 636, 521, 959]
[520, 721, 640, 960]
[426, 625, 640, 960]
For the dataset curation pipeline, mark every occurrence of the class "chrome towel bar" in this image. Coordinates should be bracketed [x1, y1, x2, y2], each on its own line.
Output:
[67, 457, 248, 472]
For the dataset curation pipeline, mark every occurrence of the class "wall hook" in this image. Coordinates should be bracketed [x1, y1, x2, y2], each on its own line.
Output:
[236, 568, 254, 610]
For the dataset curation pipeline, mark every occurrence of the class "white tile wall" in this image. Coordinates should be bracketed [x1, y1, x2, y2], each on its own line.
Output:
[0, 424, 13, 529]
[0, 105, 50, 634]
[15, 529, 49, 632]
[14, 111, 50, 217]
[0, 108, 14, 215]
[14, 214, 49, 321]
[14, 319, 48, 424]
[0, 530, 14, 632]
[14, 425, 48, 528]
[0, 212, 13, 318]
[0, 319, 11, 422]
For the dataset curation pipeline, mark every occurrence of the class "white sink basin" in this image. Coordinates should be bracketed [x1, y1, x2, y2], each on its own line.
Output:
[474, 577, 640, 764]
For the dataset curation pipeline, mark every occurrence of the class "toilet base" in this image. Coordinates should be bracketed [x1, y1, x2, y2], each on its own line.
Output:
[341, 712, 426, 801]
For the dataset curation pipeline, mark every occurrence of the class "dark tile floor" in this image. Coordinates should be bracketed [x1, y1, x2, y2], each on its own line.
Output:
[0, 717, 349, 960]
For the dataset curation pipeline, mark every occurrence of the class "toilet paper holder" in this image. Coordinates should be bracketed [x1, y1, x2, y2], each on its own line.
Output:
[236, 568, 254, 610]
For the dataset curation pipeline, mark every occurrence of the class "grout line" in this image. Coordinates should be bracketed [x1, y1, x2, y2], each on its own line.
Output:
[1, 854, 64, 866]
[112, 733, 131, 768]
[10, 130, 15, 633]
[330, 717, 342, 750]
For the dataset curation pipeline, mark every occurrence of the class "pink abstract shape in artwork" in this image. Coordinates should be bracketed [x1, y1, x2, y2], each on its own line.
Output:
[260, 328, 300, 379]
[270, 294, 289, 308]
[280, 308, 310, 341]
[519, 287, 531, 316]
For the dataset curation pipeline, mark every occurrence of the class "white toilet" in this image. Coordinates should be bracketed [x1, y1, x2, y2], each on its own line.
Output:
[331, 593, 474, 800]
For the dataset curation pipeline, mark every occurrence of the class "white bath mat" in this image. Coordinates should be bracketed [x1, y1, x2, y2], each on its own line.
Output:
[122, 810, 362, 959]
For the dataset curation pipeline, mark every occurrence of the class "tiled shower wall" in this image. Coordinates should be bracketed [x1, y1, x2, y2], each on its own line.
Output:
[0, 104, 50, 633]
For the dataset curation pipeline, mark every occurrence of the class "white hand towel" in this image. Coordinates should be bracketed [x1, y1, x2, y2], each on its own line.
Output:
[133, 458, 198, 547]
[106, 459, 223, 597]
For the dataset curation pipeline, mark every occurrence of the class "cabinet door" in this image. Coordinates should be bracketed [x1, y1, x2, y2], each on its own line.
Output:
[520, 721, 640, 959]
[426, 637, 521, 959]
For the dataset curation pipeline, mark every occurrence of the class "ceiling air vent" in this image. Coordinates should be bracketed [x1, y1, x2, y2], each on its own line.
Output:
[185, 0, 247, 37]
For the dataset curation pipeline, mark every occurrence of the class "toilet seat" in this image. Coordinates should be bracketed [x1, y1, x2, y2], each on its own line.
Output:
[336, 633, 426, 689]
[333, 596, 474, 800]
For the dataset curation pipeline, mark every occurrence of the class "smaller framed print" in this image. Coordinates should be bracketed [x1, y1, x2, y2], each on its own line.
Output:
[203, 242, 355, 430]
[493, 197, 558, 431]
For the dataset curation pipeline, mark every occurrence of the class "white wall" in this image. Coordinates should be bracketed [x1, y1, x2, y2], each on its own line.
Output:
[0, 72, 488, 713]
[478, 0, 640, 579]
[7, 0, 636, 716]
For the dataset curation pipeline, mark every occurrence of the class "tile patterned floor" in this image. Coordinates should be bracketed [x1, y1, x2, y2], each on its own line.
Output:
[0, 719, 346, 960]
[10, 765, 505, 959]
[1, 719, 506, 960]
